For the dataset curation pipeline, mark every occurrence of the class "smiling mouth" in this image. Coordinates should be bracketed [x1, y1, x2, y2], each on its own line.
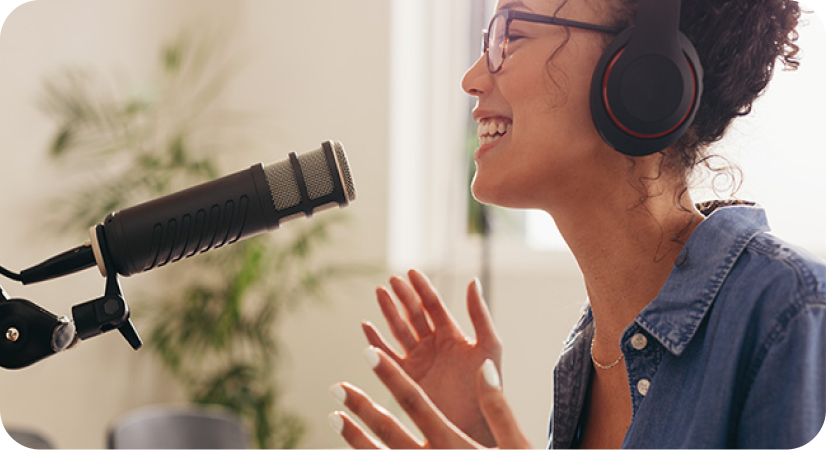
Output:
[478, 118, 512, 146]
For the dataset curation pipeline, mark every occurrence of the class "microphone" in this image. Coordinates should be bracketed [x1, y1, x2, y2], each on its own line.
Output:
[18, 141, 355, 284]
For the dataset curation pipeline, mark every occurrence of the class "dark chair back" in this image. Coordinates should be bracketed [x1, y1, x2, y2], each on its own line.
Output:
[6, 428, 54, 449]
[107, 405, 251, 449]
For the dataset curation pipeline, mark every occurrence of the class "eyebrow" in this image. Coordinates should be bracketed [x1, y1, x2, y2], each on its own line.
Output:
[498, 0, 534, 12]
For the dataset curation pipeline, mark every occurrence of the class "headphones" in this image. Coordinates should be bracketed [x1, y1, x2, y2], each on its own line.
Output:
[590, 0, 703, 157]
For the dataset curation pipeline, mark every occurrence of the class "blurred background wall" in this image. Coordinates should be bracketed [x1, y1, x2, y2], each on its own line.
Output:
[0, 0, 398, 448]
[0, 0, 824, 449]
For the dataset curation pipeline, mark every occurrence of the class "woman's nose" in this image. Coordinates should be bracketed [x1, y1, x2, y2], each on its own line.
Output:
[462, 54, 491, 97]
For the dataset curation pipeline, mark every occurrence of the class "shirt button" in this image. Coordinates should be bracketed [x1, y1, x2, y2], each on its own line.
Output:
[637, 378, 651, 396]
[631, 333, 648, 350]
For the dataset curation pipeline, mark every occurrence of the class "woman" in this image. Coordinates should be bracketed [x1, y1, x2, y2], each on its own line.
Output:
[330, 0, 824, 448]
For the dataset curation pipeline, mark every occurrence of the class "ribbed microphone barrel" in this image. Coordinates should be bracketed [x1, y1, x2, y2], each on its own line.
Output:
[97, 141, 355, 277]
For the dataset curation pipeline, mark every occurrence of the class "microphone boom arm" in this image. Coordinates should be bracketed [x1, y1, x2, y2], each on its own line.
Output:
[0, 288, 77, 369]
[0, 224, 142, 370]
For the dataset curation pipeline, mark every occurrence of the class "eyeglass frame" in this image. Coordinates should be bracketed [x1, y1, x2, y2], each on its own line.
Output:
[482, 9, 623, 74]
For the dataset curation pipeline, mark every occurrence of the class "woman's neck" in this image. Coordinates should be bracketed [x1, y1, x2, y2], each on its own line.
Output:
[550, 175, 705, 357]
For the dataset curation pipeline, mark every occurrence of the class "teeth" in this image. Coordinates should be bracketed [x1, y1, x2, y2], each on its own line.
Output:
[477, 118, 512, 145]
[481, 135, 499, 146]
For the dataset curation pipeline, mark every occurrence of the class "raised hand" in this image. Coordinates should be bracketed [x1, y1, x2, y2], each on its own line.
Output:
[361, 270, 503, 446]
[329, 347, 532, 449]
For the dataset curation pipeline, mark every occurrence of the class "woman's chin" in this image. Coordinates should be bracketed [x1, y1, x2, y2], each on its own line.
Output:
[471, 175, 507, 207]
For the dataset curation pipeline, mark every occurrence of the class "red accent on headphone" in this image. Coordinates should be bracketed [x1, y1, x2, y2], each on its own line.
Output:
[602, 48, 698, 140]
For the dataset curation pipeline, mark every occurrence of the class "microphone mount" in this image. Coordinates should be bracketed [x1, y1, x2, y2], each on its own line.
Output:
[0, 224, 142, 370]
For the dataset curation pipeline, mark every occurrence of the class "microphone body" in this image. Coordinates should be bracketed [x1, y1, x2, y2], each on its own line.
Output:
[20, 141, 355, 283]
[96, 162, 273, 277]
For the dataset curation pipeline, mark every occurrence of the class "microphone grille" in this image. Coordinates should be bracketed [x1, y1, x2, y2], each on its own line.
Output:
[262, 142, 356, 214]
[332, 141, 356, 202]
[265, 159, 300, 211]
[299, 147, 335, 200]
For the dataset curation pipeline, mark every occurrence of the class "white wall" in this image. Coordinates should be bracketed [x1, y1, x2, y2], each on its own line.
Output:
[0, 1, 220, 448]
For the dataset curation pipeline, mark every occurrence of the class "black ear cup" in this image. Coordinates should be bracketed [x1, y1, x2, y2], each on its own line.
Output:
[590, 0, 703, 157]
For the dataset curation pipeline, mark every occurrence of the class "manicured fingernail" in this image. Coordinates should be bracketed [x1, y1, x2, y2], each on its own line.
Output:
[329, 383, 346, 404]
[482, 359, 500, 389]
[474, 277, 484, 298]
[364, 346, 380, 368]
[328, 411, 344, 433]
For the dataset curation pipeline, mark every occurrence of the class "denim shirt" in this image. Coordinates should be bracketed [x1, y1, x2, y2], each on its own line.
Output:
[549, 205, 826, 449]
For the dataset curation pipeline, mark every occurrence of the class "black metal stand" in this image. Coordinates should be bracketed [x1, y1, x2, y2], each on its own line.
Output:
[0, 225, 141, 369]
[0, 286, 76, 369]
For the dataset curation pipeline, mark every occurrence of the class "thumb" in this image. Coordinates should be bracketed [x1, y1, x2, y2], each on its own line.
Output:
[476, 359, 532, 449]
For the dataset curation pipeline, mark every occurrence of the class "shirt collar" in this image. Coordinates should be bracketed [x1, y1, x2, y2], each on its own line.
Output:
[635, 205, 770, 356]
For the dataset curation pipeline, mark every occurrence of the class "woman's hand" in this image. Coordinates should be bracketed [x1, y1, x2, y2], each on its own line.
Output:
[362, 270, 502, 445]
[329, 346, 532, 449]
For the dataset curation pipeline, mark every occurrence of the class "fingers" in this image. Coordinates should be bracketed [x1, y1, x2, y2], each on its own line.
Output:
[328, 411, 383, 449]
[476, 360, 532, 449]
[374, 270, 463, 348]
[333, 352, 521, 449]
[330, 382, 423, 449]
[362, 321, 403, 363]
[407, 269, 461, 333]
[389, 275, 433, 339]
[362, 346, 475, 448]
[466, 278, 502, 352]
[374, 286, 418, 352]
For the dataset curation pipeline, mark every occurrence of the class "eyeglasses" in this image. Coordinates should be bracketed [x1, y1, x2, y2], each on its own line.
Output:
[483, 9, 622, 74]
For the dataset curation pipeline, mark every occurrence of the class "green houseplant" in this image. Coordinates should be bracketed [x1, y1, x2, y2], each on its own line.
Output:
[39, 32, 354, 449]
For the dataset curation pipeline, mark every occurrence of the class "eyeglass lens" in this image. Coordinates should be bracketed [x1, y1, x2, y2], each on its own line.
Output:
[487, 14, 506, 72]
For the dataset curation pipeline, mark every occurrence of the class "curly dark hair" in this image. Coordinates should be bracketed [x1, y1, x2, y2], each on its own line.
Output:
[601, 0, 803, 181]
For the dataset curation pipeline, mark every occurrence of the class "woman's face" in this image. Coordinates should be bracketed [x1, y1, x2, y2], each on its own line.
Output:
[462, 0, 619, 211]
